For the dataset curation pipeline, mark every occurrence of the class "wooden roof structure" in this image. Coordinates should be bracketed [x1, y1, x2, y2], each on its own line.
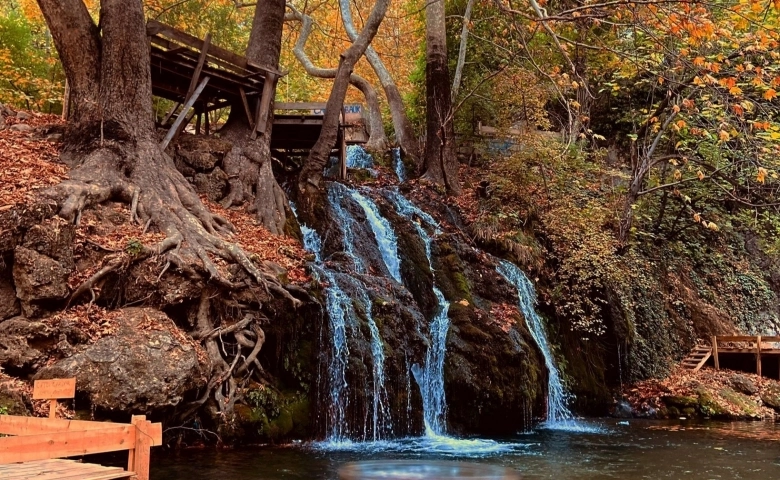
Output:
[147, 19, 282, 148]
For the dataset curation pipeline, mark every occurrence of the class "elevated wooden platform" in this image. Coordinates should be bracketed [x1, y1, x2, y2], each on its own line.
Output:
[681, 344, 712, 372]
[0, 458, 133, 479]
[0, 415, 162, 480]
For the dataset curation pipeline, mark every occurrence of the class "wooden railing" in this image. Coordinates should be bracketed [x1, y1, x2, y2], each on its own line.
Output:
[0, 414, 162, 480]
[711, 335, 780, 377]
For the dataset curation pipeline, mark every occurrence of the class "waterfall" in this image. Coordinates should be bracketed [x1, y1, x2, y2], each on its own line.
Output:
[388, 190, 450, 436]
[348, 188, 402, 283]
[293, 191, 394, 441]
[496, 260, 575, 425]
[313, 266, 352, 441]
[327, 183, 365, 272]
[346, 145, 375, 169]
[392, 148, 406, 182]
[289, 202, 322, 262]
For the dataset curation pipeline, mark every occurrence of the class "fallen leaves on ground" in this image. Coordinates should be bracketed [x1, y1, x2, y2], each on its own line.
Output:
[0, 111, 67, 207]
[42, 304, 122, 344]
[203, 198, 309, 283]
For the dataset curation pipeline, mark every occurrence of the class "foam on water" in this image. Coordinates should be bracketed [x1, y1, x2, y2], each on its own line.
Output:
[348, 188, 402, 283]
[312, 435, 527, 457]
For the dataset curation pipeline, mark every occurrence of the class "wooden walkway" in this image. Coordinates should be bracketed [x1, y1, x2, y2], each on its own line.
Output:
[0, 458, 133, 479]
[0, 415, 162, 480]
[681, 335, 780, 378]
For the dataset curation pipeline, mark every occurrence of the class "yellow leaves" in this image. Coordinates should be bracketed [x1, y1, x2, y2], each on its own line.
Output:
[719, 130, 731, 142]
[682, 99, 696, 110]
[693, 76, 705, 86]
[675, 119, 687, 129]
[672, 104, 681, 113]
[693, 56, 706, 66]
[705, 221, 720, 231]
[658, 76, 665, 85]
[697, 170, 705, 180]
[757, 167, 768, 183]
[765, 88, 778, 100]
[457, 299, 470, 306]
[732, 104, 744, 116]
[693, 212, 701, 222]
[674, 169, 682, 180]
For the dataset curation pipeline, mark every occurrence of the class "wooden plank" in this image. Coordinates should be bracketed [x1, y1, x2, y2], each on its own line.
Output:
[239, 87, 255, 130]
[0, 426, 136, 464]
[186, 32, 211, 101]
[162, 102, 181, 125]
[757, 335, 762, 377]
[716, 335, 759, 342]
[33, 379, 76, 400]
[161, 76, 210, 150]
[49, 399, 57, 419]
[339, 127, 347, 180]
[692, 350, 711, 372]
[0, 416, 127, 436]
[254, 73, 277, 137]
[275, 102, 328, 111]
[712, 335, 719, 370]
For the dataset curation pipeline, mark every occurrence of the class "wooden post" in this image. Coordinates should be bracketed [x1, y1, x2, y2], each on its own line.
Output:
[204, 108, 210, 136]
[130, 415, 151, 480]
[339, 127, 347, 180]
[757, 335, 762, 378]
[195, 109, 202, 135]
[161, 76, 210, 150]
[712, 335, 719, 371]
[239, 87, 255, 130]
[186, 33, 211, 101]
[162, 102, 181, 126]
[253, 72, 277, 138]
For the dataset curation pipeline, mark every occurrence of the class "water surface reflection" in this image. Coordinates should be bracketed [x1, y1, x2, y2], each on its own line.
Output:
[152, 420, 780, 479]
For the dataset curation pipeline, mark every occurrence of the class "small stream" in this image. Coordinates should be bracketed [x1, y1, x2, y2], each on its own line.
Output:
[151, 420, 780, 479]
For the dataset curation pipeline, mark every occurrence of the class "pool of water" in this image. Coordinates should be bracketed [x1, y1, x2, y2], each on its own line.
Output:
[151, 419, 780, 479]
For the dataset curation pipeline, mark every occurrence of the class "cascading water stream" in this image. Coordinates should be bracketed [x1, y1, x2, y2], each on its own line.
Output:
[392, 148, 406, 182]
[291, 195, 392, 441]
[496, 259, 576, 427]
[348, 188, 402, 283]
[387, 190, 450, 436]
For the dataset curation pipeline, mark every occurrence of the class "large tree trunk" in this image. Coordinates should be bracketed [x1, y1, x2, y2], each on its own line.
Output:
[338, 0, 420, 161]
[220, 0, 291, 235]
[297, 0, 391, 205]
[37, 0, 297, 421]
[422, 0, 460, 195]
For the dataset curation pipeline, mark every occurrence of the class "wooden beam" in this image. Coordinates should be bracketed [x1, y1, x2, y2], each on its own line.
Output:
[162, 102, 181, 125]
[275, 102, 328, 111]
[0, 416, 126, 436]
[712, 335, 719, 371]
[130, 416, 151, 480]
[0, 426, 136, 464]
[757, 335, 762, 377]
[161, 76, 210, 150]
[339, 127, 347, 180]
[186, 32, 211, 101]
[195, 110, 202, 135]
[204, 109, 210, 136]
[239, 87, 255, 130]
[254, 73, 277, 137]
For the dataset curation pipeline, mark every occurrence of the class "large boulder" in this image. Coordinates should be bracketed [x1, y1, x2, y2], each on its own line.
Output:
[36, 308, 205, 414]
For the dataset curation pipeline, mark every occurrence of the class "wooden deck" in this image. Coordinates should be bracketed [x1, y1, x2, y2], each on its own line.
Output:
[0, 458, 133, 479]
[0, 415, 162, 480]
[683, 335, 780, 378]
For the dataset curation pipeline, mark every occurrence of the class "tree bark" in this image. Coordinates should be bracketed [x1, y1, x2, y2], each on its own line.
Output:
[338, 0, 420, 160]
[451, 0, 475, 101]
[297, 0, 391, 203]
[220, 0, 291, 235]
[422, 0, 460, 195]
[285, 5, 387, 151]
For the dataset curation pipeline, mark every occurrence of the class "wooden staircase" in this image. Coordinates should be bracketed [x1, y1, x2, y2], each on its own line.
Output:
[681, 344, 712, 371]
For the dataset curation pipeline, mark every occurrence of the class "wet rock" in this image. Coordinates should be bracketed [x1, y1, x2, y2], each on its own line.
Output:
[0, 318, 57, 371]
[15, 111, 31, 120]
[193, 167, 228, 202]
[662, 395, 698, 408]
[760, 384, 780, 411]
[0, 115, 5, 131]
[36, 308, 204, 414]
[611, 399, 633, 418]
[13, 247, 70, 317]
[730, 374, 758, 396]
[9, 124, 33, 132]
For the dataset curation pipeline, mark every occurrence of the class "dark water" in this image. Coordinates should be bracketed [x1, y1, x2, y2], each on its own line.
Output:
[151, 419, 780, 479]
